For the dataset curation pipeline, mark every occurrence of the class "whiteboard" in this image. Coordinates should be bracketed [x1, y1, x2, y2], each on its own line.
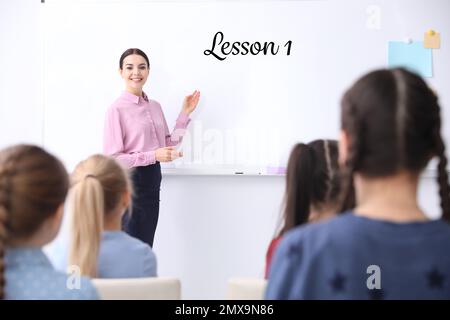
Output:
[43, 0, 450, 175]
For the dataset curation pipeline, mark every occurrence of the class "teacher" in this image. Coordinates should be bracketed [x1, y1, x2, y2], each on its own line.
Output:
[103, 48, 200, 247]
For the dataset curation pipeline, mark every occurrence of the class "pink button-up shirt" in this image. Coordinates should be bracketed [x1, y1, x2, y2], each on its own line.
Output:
[103, 91, 190, 168]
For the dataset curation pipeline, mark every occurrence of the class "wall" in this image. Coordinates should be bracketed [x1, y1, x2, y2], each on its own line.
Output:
[156, 176, 284, 299]
[41, 0, 450, 173]
[0, 0, 43, 148]
[0, 0, 445, 300]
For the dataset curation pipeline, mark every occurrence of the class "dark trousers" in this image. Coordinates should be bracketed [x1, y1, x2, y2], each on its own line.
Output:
[122, 162, 161, 248]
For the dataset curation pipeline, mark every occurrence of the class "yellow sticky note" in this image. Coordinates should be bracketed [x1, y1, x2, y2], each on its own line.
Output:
[424, 30, 441, 49]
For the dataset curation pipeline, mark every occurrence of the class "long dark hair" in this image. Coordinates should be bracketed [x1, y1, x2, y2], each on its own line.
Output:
[0, 145, 69, 299]
[278, 139, 351, 236]
[339, 68, 450, 221]
[119, 48, 150, 70]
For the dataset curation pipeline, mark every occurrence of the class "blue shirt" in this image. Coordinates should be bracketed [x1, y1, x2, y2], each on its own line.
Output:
[5, 247, 98, 300]
[98, 231, 157, 278]
[266, 212, 450, 300]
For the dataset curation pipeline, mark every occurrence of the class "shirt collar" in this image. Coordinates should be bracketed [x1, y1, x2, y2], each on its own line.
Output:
[121, 91, 149, 104]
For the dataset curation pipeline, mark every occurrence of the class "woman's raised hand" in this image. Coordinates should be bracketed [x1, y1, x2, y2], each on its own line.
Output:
[182, 90, 201, 115]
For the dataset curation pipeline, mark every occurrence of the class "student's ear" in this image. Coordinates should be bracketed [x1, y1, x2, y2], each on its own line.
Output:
[339, 129, 350, 167]
[53, 203, 64, 231]
[122, 190, 131, 209]
[47, 203, 64, 243]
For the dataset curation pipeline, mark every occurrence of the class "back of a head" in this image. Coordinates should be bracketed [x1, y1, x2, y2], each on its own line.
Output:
[69, 154, 132, 278]
[281, 139, 347, 235]
[308, 140, 341, 208]
[0, 144, 69, 299]
[340, 68, 450, 220]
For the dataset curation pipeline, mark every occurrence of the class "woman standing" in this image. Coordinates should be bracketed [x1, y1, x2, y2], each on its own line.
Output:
[104, 48, 200, 247]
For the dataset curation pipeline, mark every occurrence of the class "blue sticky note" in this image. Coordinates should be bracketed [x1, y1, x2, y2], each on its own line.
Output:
[388, 41, 432, 78]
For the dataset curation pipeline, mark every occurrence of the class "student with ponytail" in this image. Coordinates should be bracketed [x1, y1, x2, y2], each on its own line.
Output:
[0, 145, 98, 300]
[265, 140, 352, 278]
[266, 68, 450, 299]
[69, 154, 156, 278]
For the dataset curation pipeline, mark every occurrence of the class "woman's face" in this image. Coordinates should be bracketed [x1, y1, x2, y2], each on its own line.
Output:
[120, 54, 149, 93]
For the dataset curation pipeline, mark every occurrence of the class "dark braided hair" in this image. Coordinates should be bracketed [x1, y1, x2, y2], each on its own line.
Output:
[0, 206, 7, 300]
[340, 68, 450, 221]
[0, 147, 22, 300]
[0, 145, 69, 299]
[434, 108, 450, 220]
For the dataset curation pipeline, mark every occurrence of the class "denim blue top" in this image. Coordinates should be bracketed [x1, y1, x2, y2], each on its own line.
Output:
[5, 247, 98, 300]
[98, 231, 157, 278]
[266, 212, 450, 300]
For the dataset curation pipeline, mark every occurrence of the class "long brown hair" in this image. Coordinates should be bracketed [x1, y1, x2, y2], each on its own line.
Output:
[0, 145, 69, 299]
[68, 155, 132, 278]
[339, 68, 450, 221]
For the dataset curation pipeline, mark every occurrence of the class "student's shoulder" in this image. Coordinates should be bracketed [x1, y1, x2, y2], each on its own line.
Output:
[429, 218, 450, 241]
[278, 212, 357, 256]
[284, 212, 355, 242]
[433, 218, 450, 232]
[118, 231, 154, 254]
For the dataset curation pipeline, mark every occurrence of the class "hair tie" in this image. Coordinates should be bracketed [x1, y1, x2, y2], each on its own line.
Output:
[84, 174, 96, 180]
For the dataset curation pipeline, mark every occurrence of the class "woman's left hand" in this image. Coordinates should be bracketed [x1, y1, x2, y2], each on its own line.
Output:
[182, 90, 201, 115]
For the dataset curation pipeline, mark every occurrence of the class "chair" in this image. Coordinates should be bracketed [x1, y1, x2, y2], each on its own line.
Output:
[227, 278, 267, 300]
[92, 277, 181, 300]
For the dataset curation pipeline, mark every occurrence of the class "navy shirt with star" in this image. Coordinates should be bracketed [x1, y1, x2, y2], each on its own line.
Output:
[265, 212, 450, 300]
